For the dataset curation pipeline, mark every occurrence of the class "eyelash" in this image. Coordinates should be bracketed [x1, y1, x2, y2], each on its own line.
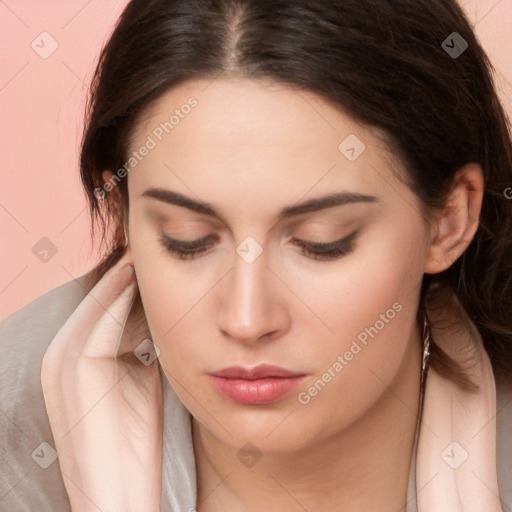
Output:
[159, 231, 358, 261]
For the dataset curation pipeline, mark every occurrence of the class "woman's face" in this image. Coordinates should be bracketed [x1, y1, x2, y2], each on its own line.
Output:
[127, 77, 430, 453]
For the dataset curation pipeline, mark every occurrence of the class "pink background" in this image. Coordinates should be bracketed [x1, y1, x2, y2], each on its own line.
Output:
[1, 0, 511, 320]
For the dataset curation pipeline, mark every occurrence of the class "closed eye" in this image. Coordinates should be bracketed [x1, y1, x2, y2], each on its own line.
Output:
[292, 230, 358, 260]
[159, 231, 358, 261]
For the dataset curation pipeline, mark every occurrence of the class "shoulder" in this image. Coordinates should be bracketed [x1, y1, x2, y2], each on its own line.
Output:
[0, 271, 94, 511]
[496, 374, 512, 509]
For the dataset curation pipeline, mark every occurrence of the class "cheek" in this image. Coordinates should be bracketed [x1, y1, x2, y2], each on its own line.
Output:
[290, 217, 426, 341]
[287, 220, 426, 402]
[129, 233, 227, 382]
[128, 209, 207, 339]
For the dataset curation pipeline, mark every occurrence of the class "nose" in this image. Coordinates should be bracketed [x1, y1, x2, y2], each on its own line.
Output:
[216, 249, 290, 346]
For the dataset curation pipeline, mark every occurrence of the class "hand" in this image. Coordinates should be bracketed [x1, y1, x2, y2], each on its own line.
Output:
[41, 253, 163, 511]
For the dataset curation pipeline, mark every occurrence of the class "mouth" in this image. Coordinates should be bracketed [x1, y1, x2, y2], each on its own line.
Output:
[208, 364, 308, 405]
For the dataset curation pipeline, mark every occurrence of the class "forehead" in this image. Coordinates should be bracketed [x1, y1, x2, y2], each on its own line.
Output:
[133, 76, 370, 146]
[127, 78, 403, 219]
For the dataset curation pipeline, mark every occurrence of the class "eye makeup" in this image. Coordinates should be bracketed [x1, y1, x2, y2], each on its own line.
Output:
[158, 230, 358, 262]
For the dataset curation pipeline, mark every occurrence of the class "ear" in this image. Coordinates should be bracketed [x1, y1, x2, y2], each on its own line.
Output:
[101, 170, 131, 248]
[424, 163, 484, 274]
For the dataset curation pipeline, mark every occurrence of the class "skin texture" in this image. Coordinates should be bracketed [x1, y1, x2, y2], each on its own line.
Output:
[123, 77, 484, 511]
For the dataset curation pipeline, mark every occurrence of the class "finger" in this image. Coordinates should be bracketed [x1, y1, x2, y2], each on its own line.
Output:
[80, 278, 138, 359]
[49, 254, 137, 356]
[117, 292, 153, 355]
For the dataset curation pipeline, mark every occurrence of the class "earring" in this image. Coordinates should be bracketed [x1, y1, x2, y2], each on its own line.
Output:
[420, 309, 432, 396]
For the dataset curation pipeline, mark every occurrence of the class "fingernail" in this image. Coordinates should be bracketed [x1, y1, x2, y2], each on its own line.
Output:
[120, 261, 135, 280]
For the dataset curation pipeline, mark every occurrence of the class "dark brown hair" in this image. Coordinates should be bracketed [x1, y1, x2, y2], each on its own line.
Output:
[80, 0, 512, 388]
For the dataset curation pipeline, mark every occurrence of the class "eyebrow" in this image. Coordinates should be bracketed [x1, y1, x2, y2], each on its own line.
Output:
[141, 187, 379, 223]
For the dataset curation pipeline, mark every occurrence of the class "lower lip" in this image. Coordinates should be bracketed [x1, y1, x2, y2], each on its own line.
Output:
[209, 375, 307, 405]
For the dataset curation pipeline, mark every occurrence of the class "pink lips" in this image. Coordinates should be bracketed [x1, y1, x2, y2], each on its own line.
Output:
[209, 364, 307, 405]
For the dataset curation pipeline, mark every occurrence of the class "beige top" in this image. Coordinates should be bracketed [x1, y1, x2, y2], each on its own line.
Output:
[1, 272, 511, 511]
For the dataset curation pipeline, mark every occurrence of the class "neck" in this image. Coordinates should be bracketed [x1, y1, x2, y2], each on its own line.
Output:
[193, 335, 422, 512]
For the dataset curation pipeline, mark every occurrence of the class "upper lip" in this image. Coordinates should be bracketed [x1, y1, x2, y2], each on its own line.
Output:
[210, 364, 306, 380]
